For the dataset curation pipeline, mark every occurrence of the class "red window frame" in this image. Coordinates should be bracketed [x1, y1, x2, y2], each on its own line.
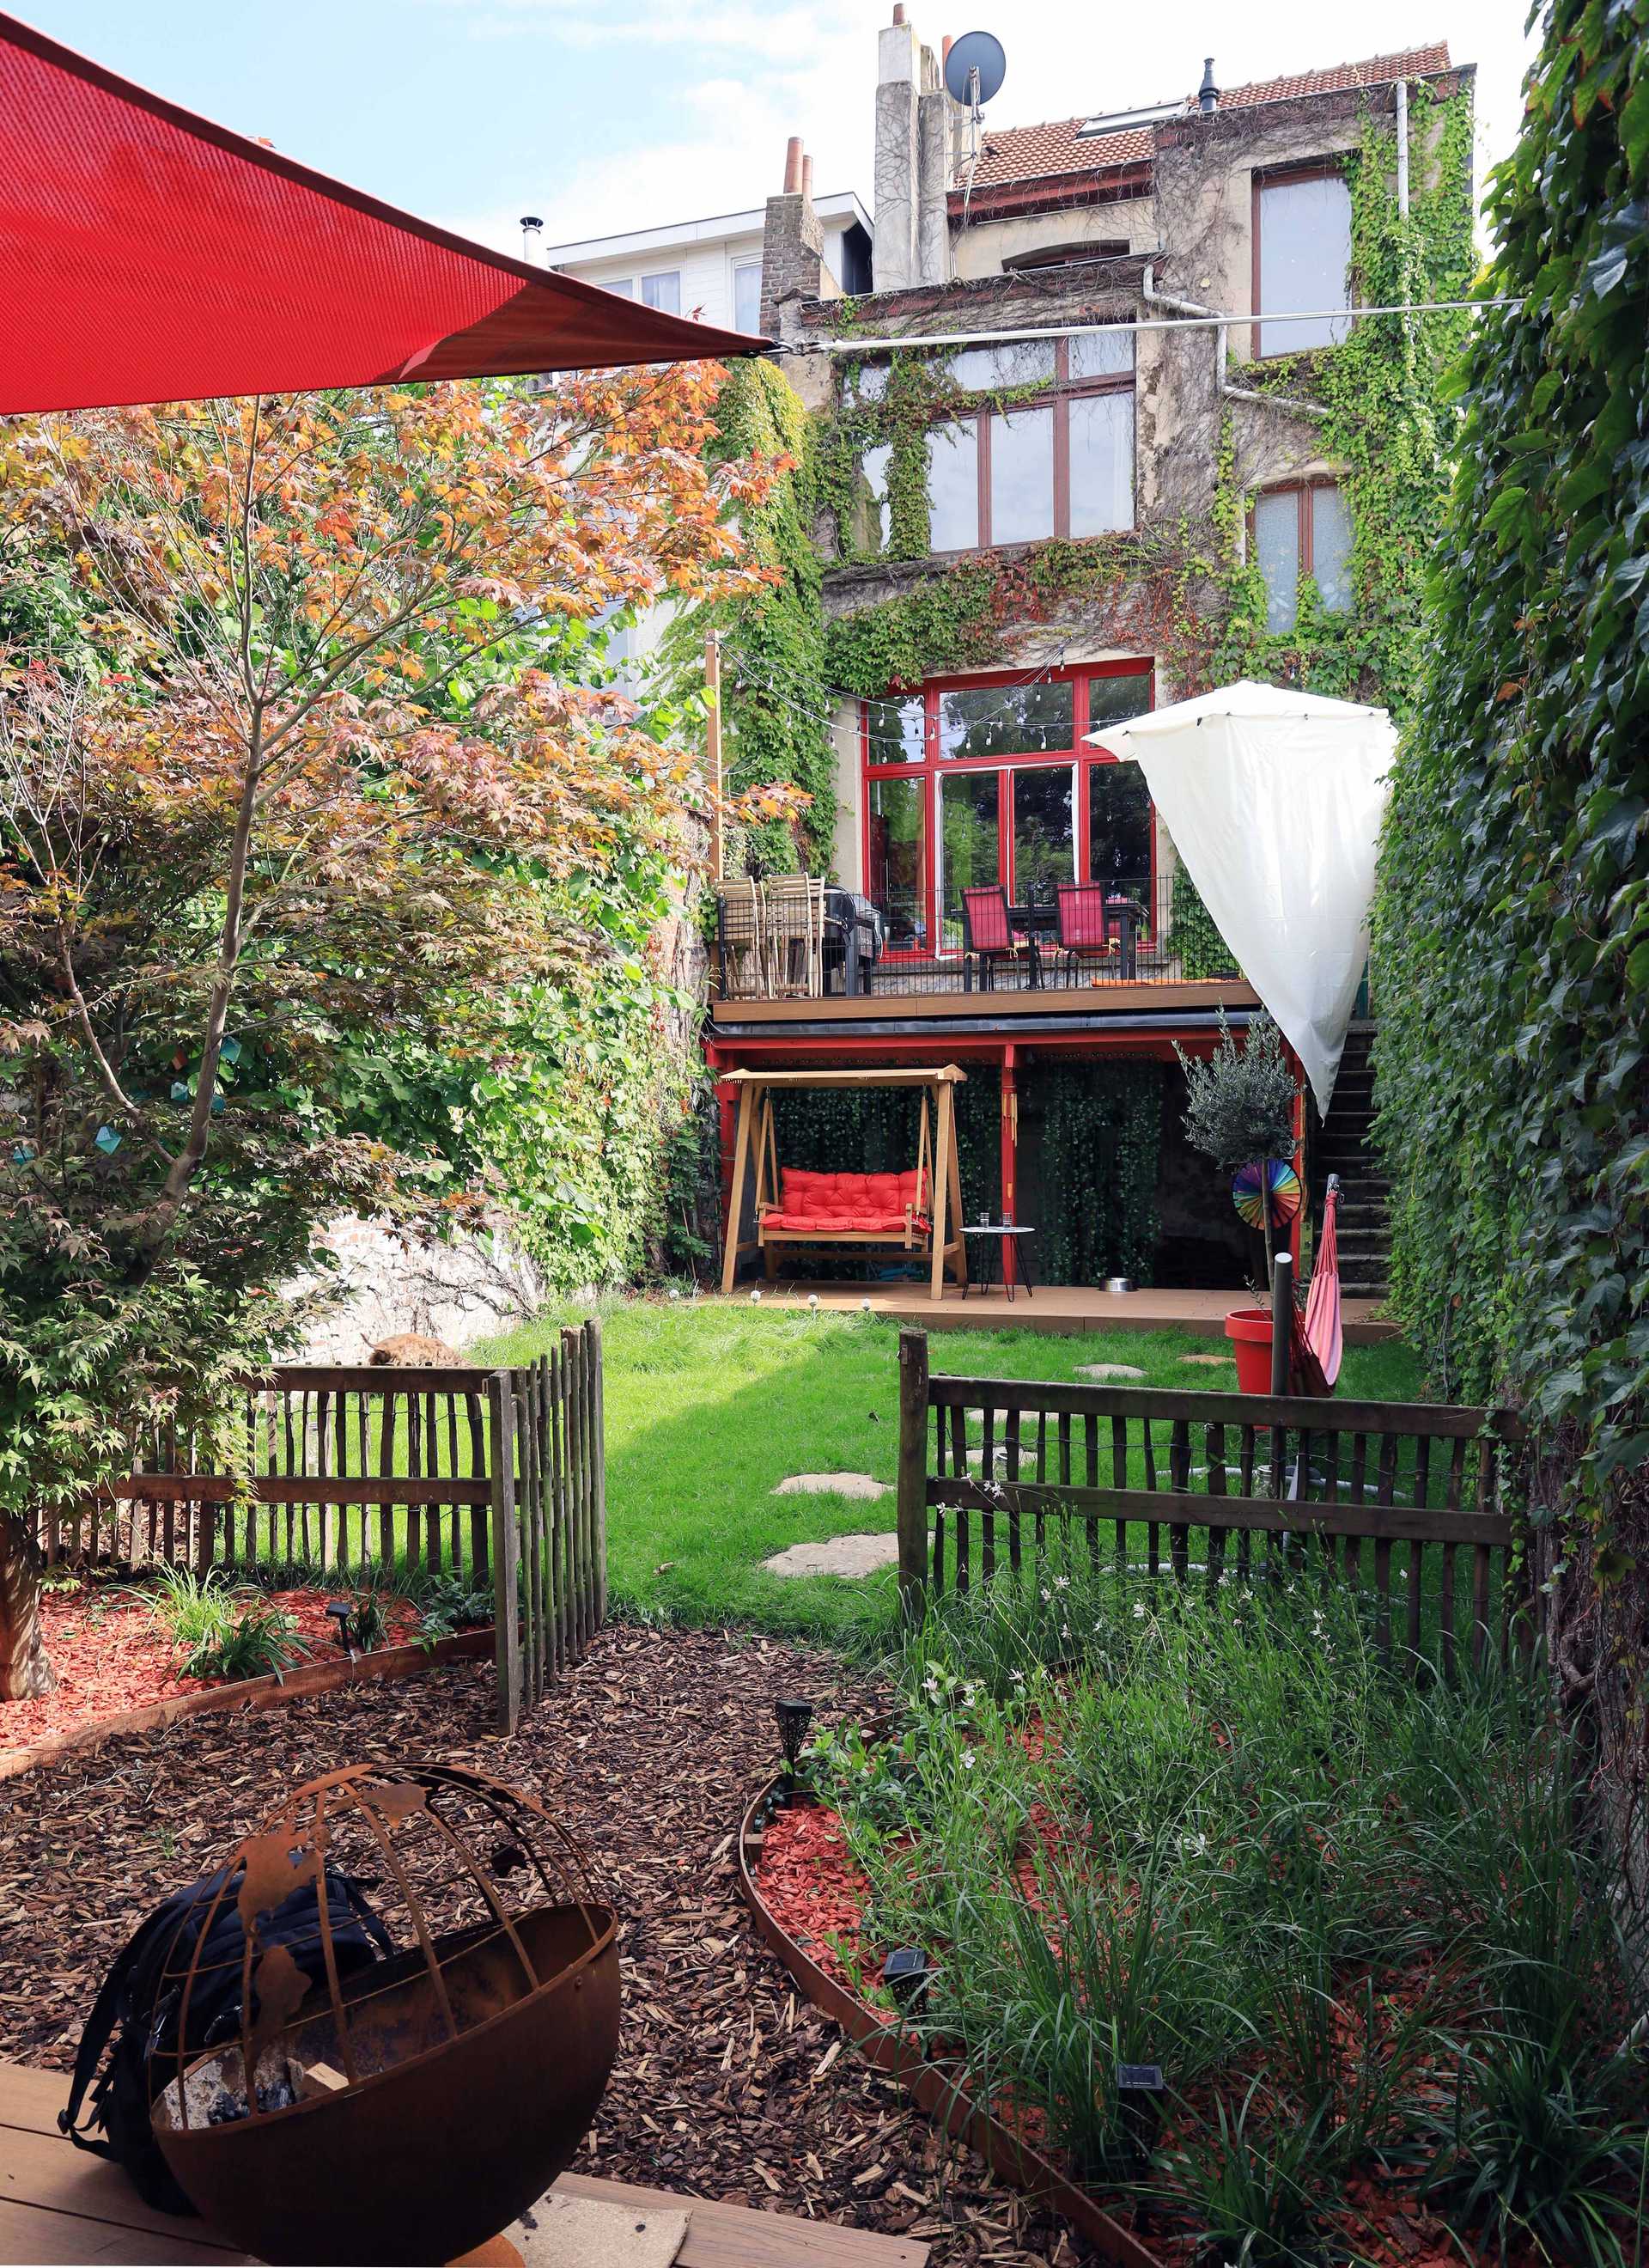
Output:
[1250, 160, 1353, 361]
[860, 660, 1157, 958]
[922, 337, 1136, 554]
[1247, 478, 1351, 625]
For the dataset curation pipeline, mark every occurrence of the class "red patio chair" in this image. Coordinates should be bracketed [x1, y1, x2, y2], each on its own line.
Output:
[1055, 882, 1115, 983]
[960, 886, 1040, 991]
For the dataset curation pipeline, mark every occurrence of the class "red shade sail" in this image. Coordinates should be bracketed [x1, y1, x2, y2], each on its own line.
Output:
[0, 10, 765, 415]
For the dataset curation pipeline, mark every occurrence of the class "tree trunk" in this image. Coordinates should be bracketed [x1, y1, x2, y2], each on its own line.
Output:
[0, 1514, 56, 1700]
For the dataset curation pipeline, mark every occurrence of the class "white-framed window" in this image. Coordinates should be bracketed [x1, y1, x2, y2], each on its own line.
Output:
[641, 271, 681, 314]
[733, 260, 763, 333]
[603, 277, 635, 299]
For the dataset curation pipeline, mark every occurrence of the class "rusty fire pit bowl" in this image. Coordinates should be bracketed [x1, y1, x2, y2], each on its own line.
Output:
[148, 1762, 619, 2266]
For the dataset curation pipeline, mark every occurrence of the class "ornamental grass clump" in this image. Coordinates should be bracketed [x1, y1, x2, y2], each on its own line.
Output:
[807, 1577, 1648, 2259]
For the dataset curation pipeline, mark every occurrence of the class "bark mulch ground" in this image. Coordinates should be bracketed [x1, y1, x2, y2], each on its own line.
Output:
[0, 1623, 1088, 2266]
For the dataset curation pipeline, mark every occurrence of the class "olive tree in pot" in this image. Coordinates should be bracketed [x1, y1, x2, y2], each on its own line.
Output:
[1174, 1013, 1299, 1362]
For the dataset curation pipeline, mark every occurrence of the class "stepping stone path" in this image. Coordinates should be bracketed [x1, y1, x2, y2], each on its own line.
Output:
[773, 1472, 889, 1500]
[762, 1533, 901, 1578]
[1076, 1363, 1145, 1381]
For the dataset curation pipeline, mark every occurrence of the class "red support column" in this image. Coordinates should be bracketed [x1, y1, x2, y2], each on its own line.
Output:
[705, 1043, 736, 1233]
[1000, 1046, 1018, 1289]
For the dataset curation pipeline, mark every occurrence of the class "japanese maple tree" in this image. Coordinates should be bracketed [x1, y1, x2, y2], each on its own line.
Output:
[0, 369, 776, 1697]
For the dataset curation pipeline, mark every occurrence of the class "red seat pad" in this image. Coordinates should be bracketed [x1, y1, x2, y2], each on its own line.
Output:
[771, 1166, 930, 1236]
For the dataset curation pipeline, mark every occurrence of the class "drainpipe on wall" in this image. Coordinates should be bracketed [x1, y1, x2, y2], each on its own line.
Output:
[1395, 80, 1409, 215]
[1142, 261, 1331, 423]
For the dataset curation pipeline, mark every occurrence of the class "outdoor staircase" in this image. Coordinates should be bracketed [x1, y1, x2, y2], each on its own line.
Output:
[1316, 1021, 1390, 1301]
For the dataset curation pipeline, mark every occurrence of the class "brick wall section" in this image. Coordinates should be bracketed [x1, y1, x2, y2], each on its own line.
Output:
[760, 191, 842, 339]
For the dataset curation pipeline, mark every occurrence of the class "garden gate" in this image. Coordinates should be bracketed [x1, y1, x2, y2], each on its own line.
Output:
[34, 1322, 606, 1732]
[896, 1329, 1528, 1677]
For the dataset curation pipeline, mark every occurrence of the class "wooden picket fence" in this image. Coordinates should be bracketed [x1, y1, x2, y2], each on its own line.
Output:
[35, 1322, 606, 1731]
[896, 1330, 1529, 1678]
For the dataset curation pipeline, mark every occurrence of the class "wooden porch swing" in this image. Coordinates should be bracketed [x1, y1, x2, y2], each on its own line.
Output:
[719, 1067, 968, 1304]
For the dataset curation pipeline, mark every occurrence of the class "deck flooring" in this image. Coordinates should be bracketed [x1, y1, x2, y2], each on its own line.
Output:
[717, 1282, 1396, 1343]
[0, 2060, 927, 2268]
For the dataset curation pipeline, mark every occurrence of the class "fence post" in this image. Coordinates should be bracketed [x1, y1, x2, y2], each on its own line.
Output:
[897, 1329, 931, 1619]
[488, 1369, 521, 1733]
[586, 1317, 607, 1630]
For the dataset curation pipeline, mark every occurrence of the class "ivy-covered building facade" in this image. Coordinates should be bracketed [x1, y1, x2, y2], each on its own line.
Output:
[706, 18, 1476, 1294]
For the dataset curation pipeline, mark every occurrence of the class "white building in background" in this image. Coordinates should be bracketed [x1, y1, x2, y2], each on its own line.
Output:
[537, 186, 873, 335]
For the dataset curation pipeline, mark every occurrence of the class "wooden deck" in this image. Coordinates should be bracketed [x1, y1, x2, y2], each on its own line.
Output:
[716, 1281, 1398, 1344]
[0, 2061, 928, 2268]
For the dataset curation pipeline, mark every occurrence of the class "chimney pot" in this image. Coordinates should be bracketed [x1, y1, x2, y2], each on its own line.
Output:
[892, 4, 906, 22]
[941, 32, 952, 63]
[801, 154, 814, 198]
[1198, 57, 1219, 113]
[783, 135, 804, 192]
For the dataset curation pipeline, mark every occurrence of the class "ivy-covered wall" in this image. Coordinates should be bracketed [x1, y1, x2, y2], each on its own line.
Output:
[1212, 82, 1476, 710]
[696, 360, 834, 874]
[1368, 0, 1647, 1892]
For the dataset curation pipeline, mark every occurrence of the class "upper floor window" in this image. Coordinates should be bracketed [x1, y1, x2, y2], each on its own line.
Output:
[1253, 167, 1352, 357]
[922, 332, 1135, 555]
[733, 260, 762, 333]
[1252, 481, 1354, 631]
[641, 270, 681, 314]
[603, 277, 636, 299]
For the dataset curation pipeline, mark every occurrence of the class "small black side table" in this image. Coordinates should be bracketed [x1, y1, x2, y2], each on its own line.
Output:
[960, 1223, 1037, 1302]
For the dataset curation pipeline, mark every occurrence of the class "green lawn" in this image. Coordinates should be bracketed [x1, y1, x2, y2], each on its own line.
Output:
[475, 1301, 1425, 1646]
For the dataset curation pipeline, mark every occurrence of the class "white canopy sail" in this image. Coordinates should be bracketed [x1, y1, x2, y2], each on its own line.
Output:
[1092, 680, 1396, 1116]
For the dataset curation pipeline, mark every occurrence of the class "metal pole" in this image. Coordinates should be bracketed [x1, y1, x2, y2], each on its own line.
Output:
[705, 629, 724, 883]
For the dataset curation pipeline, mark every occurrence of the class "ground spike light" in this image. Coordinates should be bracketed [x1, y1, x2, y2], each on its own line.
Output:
[775, 1698, 814, 1796]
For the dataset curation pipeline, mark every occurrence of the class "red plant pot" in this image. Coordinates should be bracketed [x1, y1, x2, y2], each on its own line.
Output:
[1224, 1306, 1276, 1395]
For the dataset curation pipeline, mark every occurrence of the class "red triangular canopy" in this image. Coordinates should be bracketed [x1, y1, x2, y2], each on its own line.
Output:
[0, 10, 765, 415]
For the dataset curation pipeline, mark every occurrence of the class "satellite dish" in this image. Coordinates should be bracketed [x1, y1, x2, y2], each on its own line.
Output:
[945, 29, 1007, 111]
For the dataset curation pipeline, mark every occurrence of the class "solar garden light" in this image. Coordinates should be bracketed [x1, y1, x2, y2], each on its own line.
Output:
[775, 1698, 814, 1798]
[1117, 2062, 1165, 2165]
[325, 1600, 356, 1659]
[881, 1947, 930, 2008]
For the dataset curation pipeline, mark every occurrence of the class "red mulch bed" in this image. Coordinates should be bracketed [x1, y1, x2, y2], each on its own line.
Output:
[0, 1625, 1087, 2265]
[753, 1786, 1546, 2268]
[0, 1577, 422, 1757]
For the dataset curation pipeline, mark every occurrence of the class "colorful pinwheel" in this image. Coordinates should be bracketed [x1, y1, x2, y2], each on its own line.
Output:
[1232, 1157, 1302, 1231]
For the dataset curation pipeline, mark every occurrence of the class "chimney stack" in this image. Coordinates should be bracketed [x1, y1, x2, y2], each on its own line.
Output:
[783, 135, 804, 192]
[1198, 58, 1219, 113]
[873, 9, 953, 290]
[801, 154, 814, 198]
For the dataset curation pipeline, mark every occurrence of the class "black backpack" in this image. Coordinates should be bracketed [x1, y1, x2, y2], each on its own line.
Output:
[60, 1863, 391, 2214]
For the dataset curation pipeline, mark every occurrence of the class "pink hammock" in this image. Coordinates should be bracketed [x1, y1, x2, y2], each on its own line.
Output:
[1288, 1175, 1344, 1396]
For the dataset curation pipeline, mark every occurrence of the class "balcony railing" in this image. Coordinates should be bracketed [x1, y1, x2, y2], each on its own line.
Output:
[711, 875, 1241, 1003]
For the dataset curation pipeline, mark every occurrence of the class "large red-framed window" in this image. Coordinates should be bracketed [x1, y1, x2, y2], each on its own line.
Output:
[860, 661, 1155, 956]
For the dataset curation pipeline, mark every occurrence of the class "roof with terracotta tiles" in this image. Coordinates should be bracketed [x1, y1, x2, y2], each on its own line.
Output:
[956, 43, 1454, 192]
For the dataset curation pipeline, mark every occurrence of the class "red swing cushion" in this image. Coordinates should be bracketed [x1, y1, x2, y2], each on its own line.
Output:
[765, 1166, 929, 1235]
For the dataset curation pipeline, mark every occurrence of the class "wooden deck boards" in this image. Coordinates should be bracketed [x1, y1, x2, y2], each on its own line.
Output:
[0, 2061, 927, 2268]
[713, 1281, 1397, 1343]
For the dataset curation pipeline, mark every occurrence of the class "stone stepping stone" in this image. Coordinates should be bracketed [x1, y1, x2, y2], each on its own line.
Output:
[763, 1533, 901, 1578]
[1181, 1353, 1234, 1367]
[774, 1472, 889, 1500]
[1076, 1363, 1145, 1381]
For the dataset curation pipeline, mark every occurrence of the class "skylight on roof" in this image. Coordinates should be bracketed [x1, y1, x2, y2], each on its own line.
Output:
[1077, 101, 1183, 137]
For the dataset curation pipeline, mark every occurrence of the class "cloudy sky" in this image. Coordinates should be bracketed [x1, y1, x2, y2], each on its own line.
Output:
[20, 1, 1537, 257]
